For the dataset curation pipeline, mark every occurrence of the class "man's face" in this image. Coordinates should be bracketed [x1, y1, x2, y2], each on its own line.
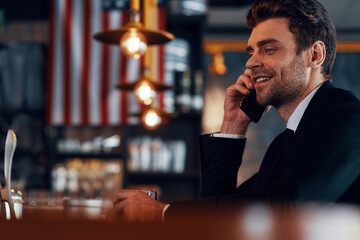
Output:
[246, 18, 310, 108]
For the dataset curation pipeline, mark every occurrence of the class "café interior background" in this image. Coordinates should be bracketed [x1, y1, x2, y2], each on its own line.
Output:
[0, 0, 359, 202]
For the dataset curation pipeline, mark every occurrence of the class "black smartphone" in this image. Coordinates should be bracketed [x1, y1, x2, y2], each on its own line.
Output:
[239, 89, 266, 123]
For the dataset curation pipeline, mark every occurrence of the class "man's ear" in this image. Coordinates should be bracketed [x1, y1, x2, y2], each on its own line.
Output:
[308, 40, 326, 68]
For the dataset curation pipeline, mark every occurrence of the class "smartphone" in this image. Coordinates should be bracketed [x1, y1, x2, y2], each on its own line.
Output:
[239, 89, 266, 123]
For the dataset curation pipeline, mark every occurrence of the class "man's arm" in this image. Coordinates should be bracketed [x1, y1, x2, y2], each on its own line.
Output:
[113, 190, 167, 222]
[200, 134, 246, 198]
[200, 70, 257, 197]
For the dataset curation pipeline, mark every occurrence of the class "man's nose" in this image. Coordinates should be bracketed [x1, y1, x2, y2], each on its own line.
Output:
[245, 53, 263, 70]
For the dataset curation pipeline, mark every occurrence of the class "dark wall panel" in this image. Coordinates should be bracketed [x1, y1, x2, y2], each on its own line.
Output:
[332, 52, 360, 99]
[0, 0, 50, 21]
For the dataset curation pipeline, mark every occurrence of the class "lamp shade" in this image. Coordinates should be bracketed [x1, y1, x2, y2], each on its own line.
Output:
[93, 23, 174, 45]
[116, 75, 175, 91]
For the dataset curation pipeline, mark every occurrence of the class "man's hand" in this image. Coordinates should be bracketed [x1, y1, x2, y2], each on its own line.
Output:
[220, 69, 254, 134]
[113, 190, 167, 222]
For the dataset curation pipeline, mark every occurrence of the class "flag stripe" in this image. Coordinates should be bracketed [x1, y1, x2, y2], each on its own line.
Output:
[120, 55, 128, 124]
[109, 11, 122, 125]
[89, 0, 101, 124]
[53, 0, 64, 124]
[46, 0, 55, 124]
[71, 0, 83, 124]
[139, 55, 146, 113]
[118, 41, 123, 124]
[81, 0, 91, 124]
[63, 0, 72, 123]
[100, 11, 110, 124]
[120, 11, 128, 124]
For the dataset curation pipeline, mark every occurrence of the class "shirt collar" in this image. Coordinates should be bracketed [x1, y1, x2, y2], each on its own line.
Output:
[287, 84, 322, 132]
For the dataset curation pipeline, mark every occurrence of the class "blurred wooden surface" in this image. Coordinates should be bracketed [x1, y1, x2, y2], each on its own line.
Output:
[1, 203, 359, 240]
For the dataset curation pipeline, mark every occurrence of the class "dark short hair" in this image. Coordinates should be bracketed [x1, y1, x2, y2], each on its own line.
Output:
[246, 0, 336, 81]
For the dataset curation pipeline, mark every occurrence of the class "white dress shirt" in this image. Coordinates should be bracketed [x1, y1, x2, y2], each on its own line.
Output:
[287, 84, 321, 132]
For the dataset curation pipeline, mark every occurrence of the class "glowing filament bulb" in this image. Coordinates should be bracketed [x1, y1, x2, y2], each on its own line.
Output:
[135, 81, 156, 105]
[120, 29, 147, 59]
[128, 37, 140, 52]
[143, 109, 161, 129]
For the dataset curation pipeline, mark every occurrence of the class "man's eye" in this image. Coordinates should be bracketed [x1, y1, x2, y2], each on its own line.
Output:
[265, 48, 275, 54]
[248, 52, 253, 59]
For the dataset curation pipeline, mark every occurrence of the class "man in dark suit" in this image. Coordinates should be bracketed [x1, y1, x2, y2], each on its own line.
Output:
[113, 0, 360, 221]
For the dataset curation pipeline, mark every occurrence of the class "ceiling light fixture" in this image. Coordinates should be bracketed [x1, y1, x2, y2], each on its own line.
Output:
[116, 68, 175, 105]
[93, 0, 174, 57]
[142, 108, 162, 129]
[131, 107, 176, 129]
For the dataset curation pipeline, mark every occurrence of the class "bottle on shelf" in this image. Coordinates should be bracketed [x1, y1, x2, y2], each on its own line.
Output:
[191, 70, 204, 111]
[175, 68, 192, 112]
[127, 136, 187, 174]
[165, 38, 190, 114]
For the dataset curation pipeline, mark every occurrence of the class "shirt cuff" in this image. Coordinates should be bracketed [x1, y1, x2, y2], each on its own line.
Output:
[162, 204, 170, 221]
[211, 132, 246, 139]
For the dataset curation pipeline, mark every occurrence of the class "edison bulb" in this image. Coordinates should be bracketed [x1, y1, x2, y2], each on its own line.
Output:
[120, 29, 147, 59]
[135, 81, 156, 105]
[142, 109, 161, 129]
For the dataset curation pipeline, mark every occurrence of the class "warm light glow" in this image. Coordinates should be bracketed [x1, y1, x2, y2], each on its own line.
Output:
[144, 98, 153, 105]
[142, 109, 161, 129]
[130, 0, 140, 11]
[120, 29, 147, 59]
[135, 80, 156, 105]
[208, 52, 227, 75]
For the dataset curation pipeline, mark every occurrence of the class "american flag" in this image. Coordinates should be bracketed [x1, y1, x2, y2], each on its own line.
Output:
[46, 0, 166, 125]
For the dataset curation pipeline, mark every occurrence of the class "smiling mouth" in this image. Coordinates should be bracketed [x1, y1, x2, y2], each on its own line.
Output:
[255, 76, 272, 83]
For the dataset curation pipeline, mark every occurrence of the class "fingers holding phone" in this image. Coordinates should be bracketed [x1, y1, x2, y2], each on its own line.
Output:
[239, 89, 266, 123]
[224, 72, 255, 112]
[221, 72, 255, 134]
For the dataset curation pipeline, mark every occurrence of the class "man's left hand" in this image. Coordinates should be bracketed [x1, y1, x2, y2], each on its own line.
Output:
[113, 189, 167, 222]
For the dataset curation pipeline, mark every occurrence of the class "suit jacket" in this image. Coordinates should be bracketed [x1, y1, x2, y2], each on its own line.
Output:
[166, 81, 360, 217]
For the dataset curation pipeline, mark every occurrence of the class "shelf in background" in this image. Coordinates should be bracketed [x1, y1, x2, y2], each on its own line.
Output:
[0, 108, 45, 117]
[54, 152, 123, 159]
[174, 111, 202, 120]
[0, 149, 45, 157]
[127, 171, 200, 179]
[167, 15, 206, 24]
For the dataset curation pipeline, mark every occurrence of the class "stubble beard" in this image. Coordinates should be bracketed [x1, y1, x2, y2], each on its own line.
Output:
[256, 53, 307, 109]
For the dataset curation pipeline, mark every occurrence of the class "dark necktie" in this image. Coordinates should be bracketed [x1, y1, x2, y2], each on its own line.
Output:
[278, 128, 295, 175]
[284, 128, 294, 146]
